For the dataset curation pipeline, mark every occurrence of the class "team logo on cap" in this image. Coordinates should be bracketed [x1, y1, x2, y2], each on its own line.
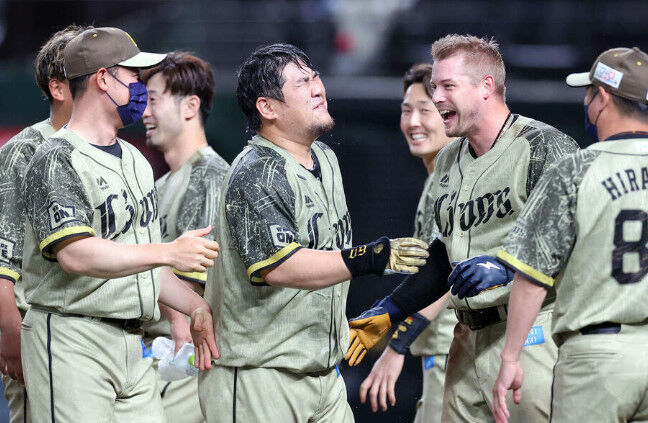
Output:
[594, 62, 623, 88]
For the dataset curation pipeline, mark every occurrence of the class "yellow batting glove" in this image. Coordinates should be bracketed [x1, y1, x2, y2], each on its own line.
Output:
[345, 311, 392, 366]
[385, 237, 429, 275]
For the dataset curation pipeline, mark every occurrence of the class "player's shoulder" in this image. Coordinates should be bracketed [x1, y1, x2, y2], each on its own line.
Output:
[541, 148, 602, 186]
[1, 121, 50, 155]
[515, 114, 578, 152]
[228, 140, 288, 190]
[434, 137, 465, 169]
[191, 146, 230, 178]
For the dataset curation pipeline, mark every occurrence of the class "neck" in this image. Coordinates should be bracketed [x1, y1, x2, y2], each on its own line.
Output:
[67, 97, 119, 145]
[163, 126, 209, 172]
[48, 102, 70, 131]
[597, 114, 648, 141]
[467, 102, 510, 157]
[421, 152, 437, 175]
[258, 126, 314, 167]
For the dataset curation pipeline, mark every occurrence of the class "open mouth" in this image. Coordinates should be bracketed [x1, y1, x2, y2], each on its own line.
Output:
[409, 133, 429, 144]
[145, 123, 156, 137]
[439, 110, 456, 125]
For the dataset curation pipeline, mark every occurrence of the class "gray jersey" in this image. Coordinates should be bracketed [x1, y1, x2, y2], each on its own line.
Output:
[409, 174, 457, 356]
[498, 135, 648, 337]
[144, 145, 229, 340]
[0, 120, 55, 312]
[431, 114, 578, 310]
[204, 135, 352, 373]
[21, 128, 161, 320]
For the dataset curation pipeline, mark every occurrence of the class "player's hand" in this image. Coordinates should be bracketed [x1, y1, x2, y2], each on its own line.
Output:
[169, 226, 220, 272]
[492, 359, 524, 423]
[0, 310, 24, 383]
[359, 346, 405, 412]
[448, 255, 514, 299]
[190, 305, 219, 370]
[385, 237, 429, 275]
[168, 314, 193, 354]
[345, 307, 392, 366]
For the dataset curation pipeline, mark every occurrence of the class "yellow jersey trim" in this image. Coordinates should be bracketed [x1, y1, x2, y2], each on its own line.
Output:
[0, 267, 20, 283]
[496, 250, 554, 288]
[173, 269, 207, 283]
[247, 242, 302, 284]
[39, 226, 95, 257]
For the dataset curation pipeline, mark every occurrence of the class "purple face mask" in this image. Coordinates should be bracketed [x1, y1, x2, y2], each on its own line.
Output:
[106, 73, 148, 127]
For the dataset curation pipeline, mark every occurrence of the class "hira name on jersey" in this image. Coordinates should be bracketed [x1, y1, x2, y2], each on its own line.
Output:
[433, 187, 515, 237]
[601, 165, 648, 201]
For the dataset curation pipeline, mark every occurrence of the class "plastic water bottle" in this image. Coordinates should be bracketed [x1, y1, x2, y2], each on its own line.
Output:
[151, 337, 199, 381]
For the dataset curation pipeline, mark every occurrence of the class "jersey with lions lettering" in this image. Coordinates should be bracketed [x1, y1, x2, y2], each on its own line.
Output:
[143, 145, 229, 340]
[409, 174, 457, 356]
[203, 135, 352, 373]
[21, 128, 161, 320]
[431, 114, 578, 310]
[498, 135, 648, 337]
[0, 120, 55, 312]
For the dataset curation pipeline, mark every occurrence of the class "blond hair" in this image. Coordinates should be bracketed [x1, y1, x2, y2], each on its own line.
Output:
[431, 34, 506, 99]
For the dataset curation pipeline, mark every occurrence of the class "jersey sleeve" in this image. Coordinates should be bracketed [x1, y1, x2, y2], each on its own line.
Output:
[497, 150, 599, 288]
[173, 162, 227, 284]
[526, 126, 579, 196]
[23, 141, 95, 261]
[225, 157, 301, 285]
[0, 140, 36, 282]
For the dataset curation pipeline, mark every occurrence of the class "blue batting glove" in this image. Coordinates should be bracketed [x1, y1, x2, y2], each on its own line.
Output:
[448, 255, 514, 299]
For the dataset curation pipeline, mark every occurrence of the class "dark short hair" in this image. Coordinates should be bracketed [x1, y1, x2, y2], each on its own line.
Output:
[35, 24, 92, 102]
[611, 93, 648, 123]
[237, 43, 313, 131]
[403, 63, 434, 97]
[141, 52, 215, 125]
[68, 65, 117, 100]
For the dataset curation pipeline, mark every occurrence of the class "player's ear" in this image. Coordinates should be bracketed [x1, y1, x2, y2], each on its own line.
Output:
[598, 86, 612, 109]
[182, 95, 201, 121]
[49, 78, 66, 102]
[256, 97, 278, 122]
[481, 75, 496, 99]
[94, 68, 111, 92]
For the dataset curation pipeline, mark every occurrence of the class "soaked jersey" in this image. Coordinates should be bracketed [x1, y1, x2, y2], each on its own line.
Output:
[0, 120, 55, 312]
[431, 114, 578, 310]
[498, 135, 648, 337]
[409, 174, 457, 356]
[204, 135, 352, 373]
[21, 128, 161, 320]
[143, 145, 229, 340]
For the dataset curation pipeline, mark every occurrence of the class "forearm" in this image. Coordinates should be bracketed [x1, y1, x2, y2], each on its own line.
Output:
[158, 267, 207, 316]
[500, 273, 547, 361]
[0, 278, 21, 326]
[262, 248, 351, 289]
[55, 236, 169, 278]
[417, 292, 451, 321]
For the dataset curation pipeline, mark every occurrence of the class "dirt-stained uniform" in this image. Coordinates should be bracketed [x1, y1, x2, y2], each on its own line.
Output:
[498, 135, 648, 422]
[199, 135, 354, 423]
[0, 120, 56, 423]
[430, 114, 578, 422]
[20, 127, 164, 422]
[143, 145, 228, 423]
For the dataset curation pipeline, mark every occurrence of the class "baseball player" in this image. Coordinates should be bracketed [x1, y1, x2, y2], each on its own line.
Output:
[493, 47, 648, 423]
[344, 34, 579, 422]
[198, 43, 429, 423]
[19, 27, 219, 422]
[358, 63, 456, 422]
[0, 24, 91, 423]
[140, 51, 229, 423]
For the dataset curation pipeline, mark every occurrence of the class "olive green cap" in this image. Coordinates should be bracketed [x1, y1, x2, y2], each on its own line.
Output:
[64, 27, 166, 79]
[566, 47, 648, 104]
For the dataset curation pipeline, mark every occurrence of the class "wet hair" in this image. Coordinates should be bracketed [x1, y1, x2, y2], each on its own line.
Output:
[35, 24, 93, 102]
[431, 34, 506, 99]
[141, 51, 215, 125]
[403, 63, 434, 97]
[236, 43, 312, 131]
[611, 93, 648, 122]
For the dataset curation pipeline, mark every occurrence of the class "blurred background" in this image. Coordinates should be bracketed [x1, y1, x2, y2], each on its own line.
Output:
[0, 0, 645, 421]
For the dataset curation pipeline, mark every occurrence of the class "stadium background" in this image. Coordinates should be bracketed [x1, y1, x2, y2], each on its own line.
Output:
[0, 0, 644, 421]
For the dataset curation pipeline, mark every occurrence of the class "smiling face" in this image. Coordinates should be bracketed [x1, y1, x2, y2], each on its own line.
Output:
[142, 72, 184, 150]
[400, 82, 449, 158]
[430, 53, 484, 138]
[273, 61, 334, 140]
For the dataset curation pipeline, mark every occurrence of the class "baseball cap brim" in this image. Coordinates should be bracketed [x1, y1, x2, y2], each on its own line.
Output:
[119, 52, 166, 69]
[566, 72, 591, 87]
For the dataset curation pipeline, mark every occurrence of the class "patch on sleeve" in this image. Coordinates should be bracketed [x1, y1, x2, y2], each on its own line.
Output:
[268, 224, 296, 248]
[523, 326, 545, 347]
[48, 201, 77, 230]
[593, 62, 623, 88]
[0, 237, 15, 262]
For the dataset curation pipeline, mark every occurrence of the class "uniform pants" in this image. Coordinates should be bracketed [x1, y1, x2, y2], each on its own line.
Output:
[198, 365, 354, 423]
[442, 308, 557, 422]
[413, 354, 447, 423]
[551, 324, 648, 422]
[21, 308, 165, 423]
[2, 374, 29, 423]
[157, 372, 204, 423]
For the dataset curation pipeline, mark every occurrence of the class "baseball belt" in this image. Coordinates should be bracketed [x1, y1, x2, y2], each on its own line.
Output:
[455, 305, 508, 331]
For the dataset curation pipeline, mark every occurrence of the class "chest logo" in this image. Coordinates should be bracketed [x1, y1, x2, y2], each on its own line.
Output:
[96, 176, 109, 190]
[304, 195, 315, 208]
[48, 201, 77, 230]
[440, 174, 450, 188]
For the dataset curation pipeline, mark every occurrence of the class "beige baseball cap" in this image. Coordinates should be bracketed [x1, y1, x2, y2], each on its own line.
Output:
[64, 27, 166, 79]
[566, 47, 648, 104]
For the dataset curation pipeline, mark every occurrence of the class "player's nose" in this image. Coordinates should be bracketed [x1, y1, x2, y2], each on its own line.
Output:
[142, 102, 151, 119]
